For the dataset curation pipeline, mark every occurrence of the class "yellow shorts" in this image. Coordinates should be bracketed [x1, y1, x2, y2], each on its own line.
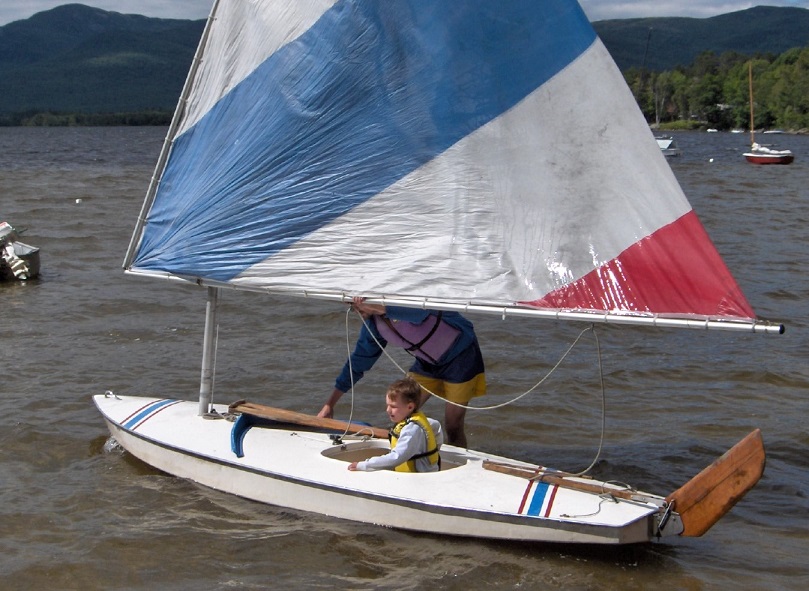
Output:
[408, 372, 486, 404]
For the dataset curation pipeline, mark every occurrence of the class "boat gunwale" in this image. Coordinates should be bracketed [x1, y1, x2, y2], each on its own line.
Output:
[94, 395, 659, 542]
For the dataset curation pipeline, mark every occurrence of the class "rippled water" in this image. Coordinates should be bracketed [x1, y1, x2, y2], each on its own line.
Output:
[1, 127, 807, 590]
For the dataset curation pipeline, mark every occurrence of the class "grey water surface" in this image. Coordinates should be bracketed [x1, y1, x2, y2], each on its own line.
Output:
[1, 127, 807, 590]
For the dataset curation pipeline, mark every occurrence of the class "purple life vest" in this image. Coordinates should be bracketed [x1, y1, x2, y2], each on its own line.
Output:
[374, 312, 460, 364]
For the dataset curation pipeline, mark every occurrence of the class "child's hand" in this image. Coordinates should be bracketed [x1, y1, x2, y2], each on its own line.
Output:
[348, 462, 359, 471]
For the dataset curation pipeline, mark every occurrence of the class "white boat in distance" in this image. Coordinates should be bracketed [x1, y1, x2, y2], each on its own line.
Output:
[744, 62, 793, 165]
[656, 136, 682, 157]
[96, 0, 780, 545]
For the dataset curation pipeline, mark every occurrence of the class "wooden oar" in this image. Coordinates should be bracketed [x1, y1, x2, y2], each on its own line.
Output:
[482, 461, 642, 501]
[228, 400, 389, 439]
[666, 428, 765, 536]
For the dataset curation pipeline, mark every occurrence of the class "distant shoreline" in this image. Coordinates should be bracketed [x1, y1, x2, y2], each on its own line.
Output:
[2, 111, 807, 134]
[0, 111, 172, 127]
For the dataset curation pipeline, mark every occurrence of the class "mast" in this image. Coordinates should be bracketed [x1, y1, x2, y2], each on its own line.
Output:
[640, 27, 652, 124]
[748, 62, 755, 146]
[199, 286, 220, 415]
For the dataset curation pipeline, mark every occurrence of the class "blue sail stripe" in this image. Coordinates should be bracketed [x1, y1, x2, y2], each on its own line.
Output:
[133, 0, 596, 280]
[527, 481, 550, 516]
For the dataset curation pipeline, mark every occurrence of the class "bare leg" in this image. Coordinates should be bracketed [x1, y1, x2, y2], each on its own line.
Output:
[444, 403, 467, 448]
[419, 388, 432, 408]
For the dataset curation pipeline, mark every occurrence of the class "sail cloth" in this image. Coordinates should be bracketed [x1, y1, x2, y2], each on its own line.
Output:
[127, 0, 756, 325]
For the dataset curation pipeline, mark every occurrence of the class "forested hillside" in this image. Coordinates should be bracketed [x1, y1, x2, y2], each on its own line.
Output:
[1, 3, 807, 129]
[0, 4, 203, 124]
[627, 48, 809, 131]
[593, 6, 809, 71]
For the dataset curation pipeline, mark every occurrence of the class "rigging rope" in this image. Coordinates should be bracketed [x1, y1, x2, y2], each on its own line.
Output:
[338, 305, 361, 439]
[343, 308, 608, 475]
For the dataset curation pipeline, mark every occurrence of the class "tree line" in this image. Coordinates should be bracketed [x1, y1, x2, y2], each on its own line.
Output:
[0, 110, 172, 127]
[627, 47, 809, 132]
[3, 47, 808, 131]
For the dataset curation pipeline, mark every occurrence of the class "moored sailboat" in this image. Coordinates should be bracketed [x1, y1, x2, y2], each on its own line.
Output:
[744, 62, 794, 165]
[95, 0, 782, 545]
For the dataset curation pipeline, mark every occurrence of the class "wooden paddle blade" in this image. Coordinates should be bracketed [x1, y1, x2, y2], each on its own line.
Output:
[229, 400, 389, 439]
[667, 429, 765, 537]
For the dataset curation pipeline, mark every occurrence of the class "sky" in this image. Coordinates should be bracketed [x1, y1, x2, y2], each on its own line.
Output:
[1, 0, 808, 27]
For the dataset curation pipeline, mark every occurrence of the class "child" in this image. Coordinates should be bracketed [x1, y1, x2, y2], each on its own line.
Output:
[348, 377, 443, 473]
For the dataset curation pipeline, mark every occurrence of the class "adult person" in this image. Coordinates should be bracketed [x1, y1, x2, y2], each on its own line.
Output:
[318, 297, 485, 447]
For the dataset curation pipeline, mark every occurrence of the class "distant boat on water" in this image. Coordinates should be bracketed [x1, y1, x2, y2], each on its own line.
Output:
[744, 63, 793, 165]
[656, 136, 682, 157]
[744, 142, 795, 165]
[0, 222, 40, 281]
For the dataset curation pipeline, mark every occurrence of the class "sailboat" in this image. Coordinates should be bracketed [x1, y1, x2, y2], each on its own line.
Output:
[95, 0, 783, 545]
[743, 62, 794, 164]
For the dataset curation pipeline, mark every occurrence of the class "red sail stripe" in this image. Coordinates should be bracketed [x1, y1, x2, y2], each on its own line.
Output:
[524, 211, 755, 319]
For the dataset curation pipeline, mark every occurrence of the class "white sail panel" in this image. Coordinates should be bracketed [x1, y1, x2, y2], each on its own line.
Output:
[234, 39, 689, 303]
[129, 0, 756, 323]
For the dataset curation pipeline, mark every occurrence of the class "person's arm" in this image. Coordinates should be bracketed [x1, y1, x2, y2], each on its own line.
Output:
[350, 423, 423, 471]
[335, 324, 385, 387]
[318, 388, 344, 419]
[321, 319, 386, 418]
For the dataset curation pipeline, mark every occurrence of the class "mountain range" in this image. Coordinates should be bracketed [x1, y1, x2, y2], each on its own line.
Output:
[595, 5, 809, 71]
[0, 4, 203, 116]
[1, 3, 808, 117]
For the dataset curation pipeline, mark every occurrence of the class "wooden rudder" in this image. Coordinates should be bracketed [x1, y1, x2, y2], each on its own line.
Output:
[667, 429, 765, 537]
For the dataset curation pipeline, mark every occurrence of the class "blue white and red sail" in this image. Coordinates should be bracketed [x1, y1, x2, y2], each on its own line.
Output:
[125, 0, 761, 328]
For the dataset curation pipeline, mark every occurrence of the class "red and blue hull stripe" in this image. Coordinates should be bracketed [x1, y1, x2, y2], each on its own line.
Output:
[519, 479, 559, 518]
[122, 399, 181, 430]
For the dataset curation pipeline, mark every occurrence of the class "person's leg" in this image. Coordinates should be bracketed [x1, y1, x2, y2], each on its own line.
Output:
[441, 374, 485, 447]
[410, 371, 484, 447]
[443, 402, 467, 448]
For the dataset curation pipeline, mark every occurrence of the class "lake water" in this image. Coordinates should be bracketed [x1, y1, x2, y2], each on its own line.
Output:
[1, 127, 807, 590]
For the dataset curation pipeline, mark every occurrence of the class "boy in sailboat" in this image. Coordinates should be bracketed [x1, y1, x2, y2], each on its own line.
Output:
[348, 377, 443, 473]
[319, 297, 486, 447]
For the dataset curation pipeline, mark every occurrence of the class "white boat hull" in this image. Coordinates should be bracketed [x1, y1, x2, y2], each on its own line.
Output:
[94, 394, 671, 545]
